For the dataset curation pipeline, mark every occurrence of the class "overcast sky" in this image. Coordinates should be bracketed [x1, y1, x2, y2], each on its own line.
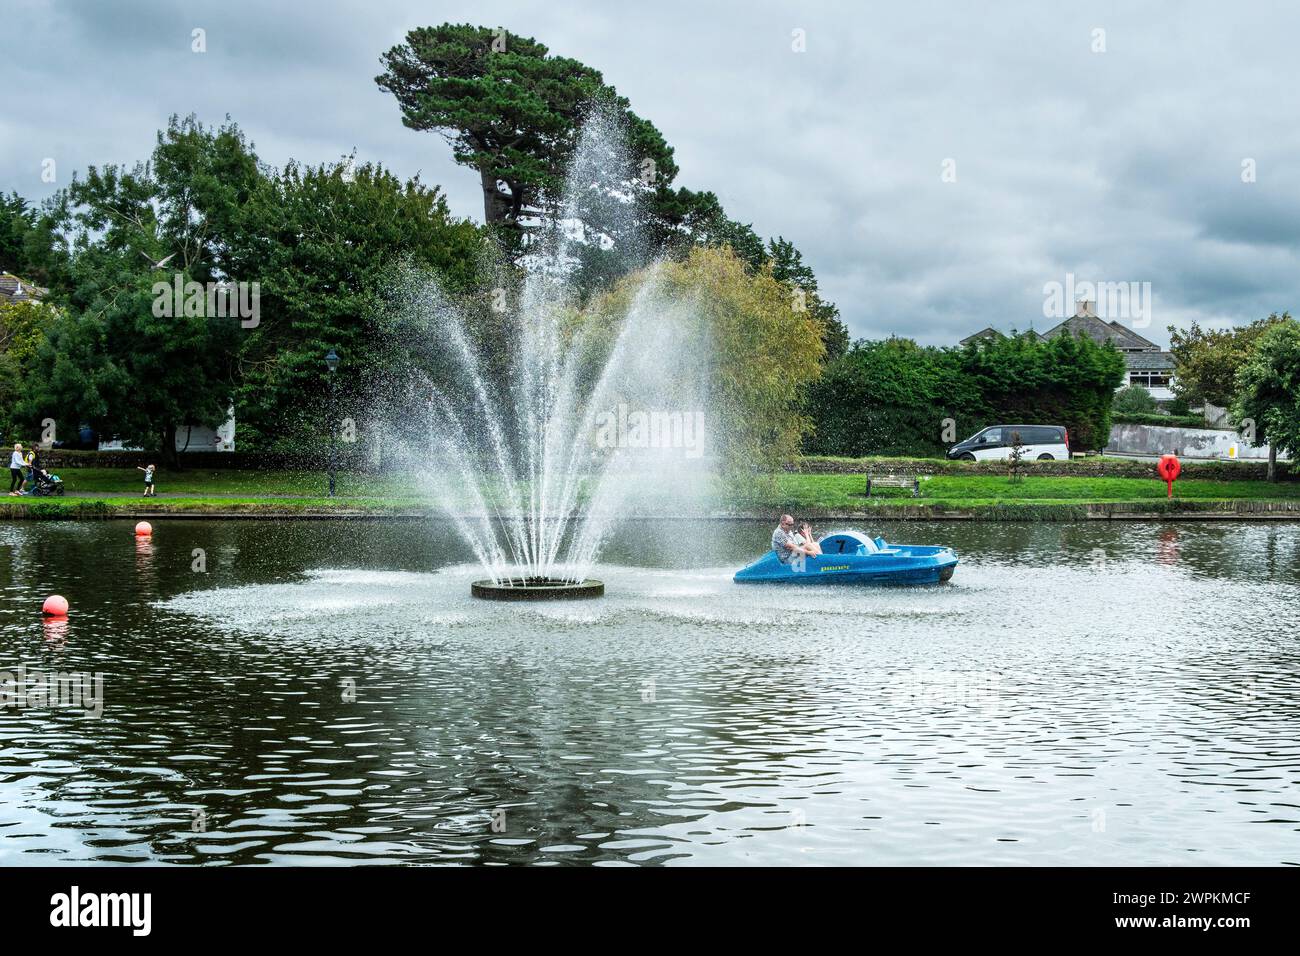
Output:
[5, 0, 1300, 346]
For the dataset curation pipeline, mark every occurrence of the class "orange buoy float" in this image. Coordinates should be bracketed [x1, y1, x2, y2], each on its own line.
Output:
[135, 521, 153, 536]
[42, 594, 69, 616]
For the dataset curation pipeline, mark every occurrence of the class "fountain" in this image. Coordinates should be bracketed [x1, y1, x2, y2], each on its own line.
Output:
[470, 576, 604, 601]
[379, 106, 714, 599]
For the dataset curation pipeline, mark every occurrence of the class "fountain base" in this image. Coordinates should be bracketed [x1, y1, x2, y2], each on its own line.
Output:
[470, 577, 605, 601]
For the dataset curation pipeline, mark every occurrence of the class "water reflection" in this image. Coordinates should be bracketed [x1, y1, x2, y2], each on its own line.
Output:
[1, 519, 1298, 865]
[41, 617, 69, 648]
[1156, 526, 1180, 565]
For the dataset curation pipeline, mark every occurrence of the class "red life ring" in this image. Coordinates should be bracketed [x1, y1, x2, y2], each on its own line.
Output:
[1156, 454, 1180, 498]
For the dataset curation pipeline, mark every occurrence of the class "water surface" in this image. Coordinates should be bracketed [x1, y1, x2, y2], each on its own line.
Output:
[1, 519, 1298, 865]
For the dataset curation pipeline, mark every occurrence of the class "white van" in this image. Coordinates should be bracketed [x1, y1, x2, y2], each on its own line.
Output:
[946, 424, 1070, 461]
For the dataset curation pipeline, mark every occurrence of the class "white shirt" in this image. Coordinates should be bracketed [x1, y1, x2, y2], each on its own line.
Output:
[9, 451, 23, 469]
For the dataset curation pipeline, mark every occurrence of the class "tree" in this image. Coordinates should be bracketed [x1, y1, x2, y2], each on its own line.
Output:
[21, 115, 257, 464]
[1168, 315, 1286, 408]
[1007, 429, 1026, 483]
[0, 193, 35, 275]
[375, 21, 827, 301]
[584, 245, 824, 470]
[227, 157, 486, 449]
[19, 113, 489, 456]
[1231, 316, 1300, 482]
[0, 298, 59, 441]
[767, 236, 849, 361]
[377, 24, 677, 253]
[0, 191, 66, 288]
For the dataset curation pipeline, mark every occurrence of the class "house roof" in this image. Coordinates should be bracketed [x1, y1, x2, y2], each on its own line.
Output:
[1125, 351, 1175, 370]
[959, 327, 1046, 346]
[0, 273, 47, 304]
[1042, 313, 1158, 351]
[959, 327, 1004, 346]
[1107, 320, 1159, 350]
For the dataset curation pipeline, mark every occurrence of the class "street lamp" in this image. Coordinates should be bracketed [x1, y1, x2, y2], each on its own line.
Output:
[325, 348, 339, 497]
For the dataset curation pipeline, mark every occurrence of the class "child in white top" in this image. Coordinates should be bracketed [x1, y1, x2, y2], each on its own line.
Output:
[137, 464, 157, 497]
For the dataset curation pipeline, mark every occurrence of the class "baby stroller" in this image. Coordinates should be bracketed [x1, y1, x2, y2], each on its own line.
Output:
[30, 470, 65, 496]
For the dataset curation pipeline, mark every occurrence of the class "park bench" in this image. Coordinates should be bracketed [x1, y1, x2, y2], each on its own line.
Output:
[865, 472, 920, 497]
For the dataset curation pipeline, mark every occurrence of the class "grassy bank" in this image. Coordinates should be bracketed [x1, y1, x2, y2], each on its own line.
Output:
[4, 466, 1300, 521]
[753, 473, 1300, 509]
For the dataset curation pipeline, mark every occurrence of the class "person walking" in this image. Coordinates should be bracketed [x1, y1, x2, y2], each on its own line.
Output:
[8, 443, 24, 495]
[21, 447, 40, 494]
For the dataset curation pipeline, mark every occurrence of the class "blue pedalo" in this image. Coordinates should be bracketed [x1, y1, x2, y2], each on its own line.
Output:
[734, 530, 958, 585]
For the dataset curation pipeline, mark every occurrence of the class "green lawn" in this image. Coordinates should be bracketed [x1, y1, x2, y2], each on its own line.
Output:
[10, 467, 1298, 515]
[727, 473, 1300, 510]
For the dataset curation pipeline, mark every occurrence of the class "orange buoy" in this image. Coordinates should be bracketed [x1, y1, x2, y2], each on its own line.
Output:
[135, 521, 153, 536]
[42, 594, 69, 616]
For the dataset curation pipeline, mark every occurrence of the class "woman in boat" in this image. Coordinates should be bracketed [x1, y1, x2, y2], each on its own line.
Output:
[792, 521, 822, 557]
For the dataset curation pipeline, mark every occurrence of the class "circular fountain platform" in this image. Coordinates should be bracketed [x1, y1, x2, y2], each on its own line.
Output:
[471, 577, 605, 601]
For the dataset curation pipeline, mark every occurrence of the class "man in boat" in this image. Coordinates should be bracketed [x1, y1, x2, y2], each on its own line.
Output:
[771, 514, 799, 563]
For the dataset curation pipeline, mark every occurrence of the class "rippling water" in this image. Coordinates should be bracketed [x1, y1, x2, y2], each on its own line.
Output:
[1, 519, 1298, 865]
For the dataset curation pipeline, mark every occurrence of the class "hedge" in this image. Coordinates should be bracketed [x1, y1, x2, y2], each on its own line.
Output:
[38, 449, 372, 470]
[1110, 412, 1216, 429]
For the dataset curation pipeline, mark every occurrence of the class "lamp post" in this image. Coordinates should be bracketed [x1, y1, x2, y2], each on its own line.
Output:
[325, 348, 339, 497]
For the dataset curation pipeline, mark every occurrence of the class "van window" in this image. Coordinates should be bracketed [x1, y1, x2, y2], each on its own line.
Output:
[982, 428, 1002, 444]
[1016, 426, 1060, 444]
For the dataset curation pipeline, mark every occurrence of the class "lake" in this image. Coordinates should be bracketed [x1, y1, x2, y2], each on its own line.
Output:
[1, 518, 1298, 865]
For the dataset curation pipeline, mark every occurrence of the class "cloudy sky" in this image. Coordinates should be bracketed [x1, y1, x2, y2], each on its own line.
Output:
[5, 0, 1299, 346]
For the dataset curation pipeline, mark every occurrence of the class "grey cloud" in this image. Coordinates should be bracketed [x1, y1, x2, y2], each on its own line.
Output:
[5, 0, 1300, 347]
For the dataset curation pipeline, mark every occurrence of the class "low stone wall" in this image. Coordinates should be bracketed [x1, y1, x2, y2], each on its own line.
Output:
[1105, 423, 1281, 461]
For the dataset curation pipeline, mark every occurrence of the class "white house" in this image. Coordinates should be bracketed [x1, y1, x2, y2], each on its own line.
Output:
[98, 409, 237, 452]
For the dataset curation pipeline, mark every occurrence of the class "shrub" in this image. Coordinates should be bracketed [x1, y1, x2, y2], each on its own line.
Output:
[1113, 385, 1159, 414]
